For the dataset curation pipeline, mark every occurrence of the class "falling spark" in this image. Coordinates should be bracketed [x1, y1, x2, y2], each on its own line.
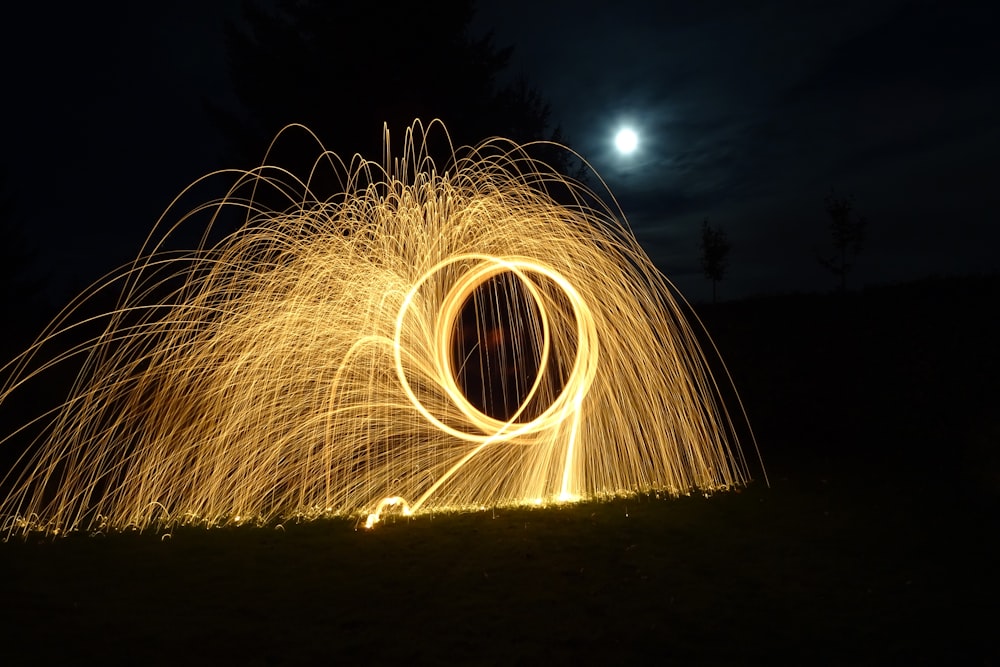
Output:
[0, 121, 762, 537]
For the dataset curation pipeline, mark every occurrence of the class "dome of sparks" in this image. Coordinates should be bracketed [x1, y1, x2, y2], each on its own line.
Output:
[0, 120, 759, 536]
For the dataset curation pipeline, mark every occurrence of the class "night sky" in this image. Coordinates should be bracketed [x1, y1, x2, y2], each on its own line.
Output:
[2, 1, 997, 305]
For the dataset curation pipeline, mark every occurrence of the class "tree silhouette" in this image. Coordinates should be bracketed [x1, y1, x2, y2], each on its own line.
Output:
[208, 0, 571, 184]
[0, 168, 47, 356]
[700, 218, 731, 304]
[818, 191, 867, 292]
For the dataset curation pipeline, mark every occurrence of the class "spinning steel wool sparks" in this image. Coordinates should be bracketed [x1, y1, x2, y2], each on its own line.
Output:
[0, 121, 761, 536]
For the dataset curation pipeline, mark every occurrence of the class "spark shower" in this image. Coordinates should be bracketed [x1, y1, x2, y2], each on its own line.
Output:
[0, 121, 761, 536]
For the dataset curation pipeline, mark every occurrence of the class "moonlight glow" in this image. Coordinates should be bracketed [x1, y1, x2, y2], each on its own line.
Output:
[615, 127, 638, 154]
[0, 121, 760, 537]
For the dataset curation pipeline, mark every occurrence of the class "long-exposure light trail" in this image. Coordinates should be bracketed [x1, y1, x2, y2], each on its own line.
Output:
[0, 121, 762, 537]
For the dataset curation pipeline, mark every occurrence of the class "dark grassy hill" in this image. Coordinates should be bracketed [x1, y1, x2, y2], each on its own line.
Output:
[698, 273, 1000, 494]
[1, 274, 997, 664]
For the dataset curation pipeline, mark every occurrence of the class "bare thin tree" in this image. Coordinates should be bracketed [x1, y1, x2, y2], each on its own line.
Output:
[700, 218, 731, 303]
[818, 191, 867, 292]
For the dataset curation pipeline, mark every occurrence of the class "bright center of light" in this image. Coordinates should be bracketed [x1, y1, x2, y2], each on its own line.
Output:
[615, 128, 638, 154]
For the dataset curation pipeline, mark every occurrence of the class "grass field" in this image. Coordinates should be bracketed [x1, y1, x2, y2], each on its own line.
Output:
[2, 275, 998, 664]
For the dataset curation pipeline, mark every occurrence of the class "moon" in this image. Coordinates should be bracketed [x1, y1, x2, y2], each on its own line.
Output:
[614, 128, 638, 154]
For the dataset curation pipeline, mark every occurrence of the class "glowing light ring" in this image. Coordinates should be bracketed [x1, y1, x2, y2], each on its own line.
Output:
[433, 258, 556, 430]
[373, 254, 598, 523]
[393, 254, 597, 443]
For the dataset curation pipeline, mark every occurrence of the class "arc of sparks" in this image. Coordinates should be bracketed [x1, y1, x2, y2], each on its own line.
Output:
[0, 120, 762, 537]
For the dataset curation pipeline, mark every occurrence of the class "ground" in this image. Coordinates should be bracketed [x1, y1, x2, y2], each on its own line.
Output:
[1, 274, 997, 664]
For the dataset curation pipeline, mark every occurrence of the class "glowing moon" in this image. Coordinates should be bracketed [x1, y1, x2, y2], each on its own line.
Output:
[615, 128, 638, 154]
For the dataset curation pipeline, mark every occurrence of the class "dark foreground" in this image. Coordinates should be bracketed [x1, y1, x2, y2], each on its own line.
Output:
[2, 275, 998, 665]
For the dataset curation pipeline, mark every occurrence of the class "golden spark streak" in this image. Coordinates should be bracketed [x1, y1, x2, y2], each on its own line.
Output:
[0, 120, 762, 537]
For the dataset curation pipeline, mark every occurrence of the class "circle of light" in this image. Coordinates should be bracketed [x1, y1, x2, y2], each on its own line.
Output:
[381, 255, 597, 523]
[615, 128, 638, 154]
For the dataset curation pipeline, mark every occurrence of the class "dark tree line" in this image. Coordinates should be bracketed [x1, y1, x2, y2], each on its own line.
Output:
[0, 169, 48, 355]
[698, 191, 869, 301]
[207, 0, 572, 186]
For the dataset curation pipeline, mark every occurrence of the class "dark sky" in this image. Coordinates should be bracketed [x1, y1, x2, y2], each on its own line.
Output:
[2, 2, 237, 303]
[475, 0, 999, 298]
[3, 0, 997, 304]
